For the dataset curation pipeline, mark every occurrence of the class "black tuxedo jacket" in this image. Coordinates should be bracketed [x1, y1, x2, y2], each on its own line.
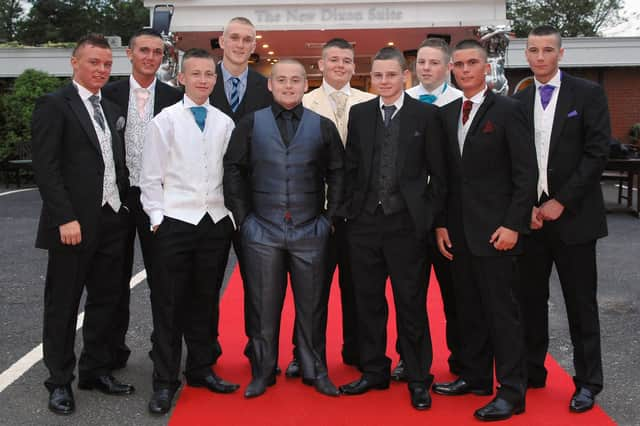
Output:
[514, 72, 609, 244]
[209, 64, 273, 123]
[437, 91, 537, 256]
[102, 78, 183, 120]
[32, 83, 129, 250]
[342, 95, 446, 239]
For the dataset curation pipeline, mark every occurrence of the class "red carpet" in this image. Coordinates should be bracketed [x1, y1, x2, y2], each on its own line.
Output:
[170, 267, 615, 425]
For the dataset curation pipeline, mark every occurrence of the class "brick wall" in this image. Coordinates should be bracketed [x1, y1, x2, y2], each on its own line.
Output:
[507, 67, 640, 142]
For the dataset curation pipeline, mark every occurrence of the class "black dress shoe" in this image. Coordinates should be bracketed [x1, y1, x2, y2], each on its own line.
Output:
[148, 388, 174, 415]
[474, 397, 525, 421]
[285, 358, 301, 378]
[570, 387, 595, 413]
[186, 373, 239, 394]
[391, 359, 407, 382]
[275, 366, 282, 376]
[314, 376, 340, 397]
[244, 376, 276, 398]
[339, 377, 389, 395]
[432, 378, 492, 396]
[48, 385, 75, 415]
[78, 375, 135, 395]
[410, 387, 432, 410]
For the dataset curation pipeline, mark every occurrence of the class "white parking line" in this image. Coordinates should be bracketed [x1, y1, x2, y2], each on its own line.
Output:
[0, 269, 147, 393]
[0, 187, 37, 197]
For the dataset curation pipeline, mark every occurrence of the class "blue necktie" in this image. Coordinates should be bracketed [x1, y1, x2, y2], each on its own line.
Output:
[382, 105, 396, 128]
[229, 77, 240, 112]
[190, 106, 207, 132]
[419, 94, 437, 104]
[539, 84, 555, 110]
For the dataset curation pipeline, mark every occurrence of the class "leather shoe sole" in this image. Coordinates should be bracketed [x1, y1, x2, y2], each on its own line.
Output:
[474, 398, 525, 421]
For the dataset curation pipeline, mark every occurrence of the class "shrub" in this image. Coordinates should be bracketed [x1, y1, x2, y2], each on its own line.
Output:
[0, 69, 67, 159]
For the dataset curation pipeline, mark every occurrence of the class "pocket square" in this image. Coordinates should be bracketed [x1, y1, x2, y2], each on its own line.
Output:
[482, 120, 495, 134]
[567, 110, 578, 118]
[116, 116, 126, 131]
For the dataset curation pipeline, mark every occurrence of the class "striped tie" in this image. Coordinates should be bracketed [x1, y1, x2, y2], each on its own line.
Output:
[229, 77, 240, 112]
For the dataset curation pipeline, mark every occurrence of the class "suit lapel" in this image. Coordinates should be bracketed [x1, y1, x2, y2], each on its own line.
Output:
[521, 85, 535, 128]
[64, 85, 101, 152]
[443, 99, 463, 162]
[466, 90, 495, 139]
[361, 99, 378, 182]
[154, 81, 169, 115]
[239, 70, 265, 118]
[211, 64, 233, 116]
[102, 100, 124, 167]
[115, 79, 130, 113]
[396, 98, 416, 174]
[549, 76, 573, 157]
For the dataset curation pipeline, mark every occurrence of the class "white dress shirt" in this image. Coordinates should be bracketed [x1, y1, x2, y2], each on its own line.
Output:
[406, 81, 463, 107]
[458, 86, 487, 154]
[379, 91, 405, 121]
[125, 75, 156, 187]
[140, 95, 235, 228]
[73, 80, 121, 211]
[533, 69, 562, 199]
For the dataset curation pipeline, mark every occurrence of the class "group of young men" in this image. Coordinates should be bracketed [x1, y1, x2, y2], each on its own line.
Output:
[32, 15, 609, 422]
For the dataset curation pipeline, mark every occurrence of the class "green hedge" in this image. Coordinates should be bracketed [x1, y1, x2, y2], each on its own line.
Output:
[0, 69, 67, 159]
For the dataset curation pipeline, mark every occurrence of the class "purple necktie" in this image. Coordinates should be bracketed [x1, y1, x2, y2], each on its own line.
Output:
[539, 84, 555, 110]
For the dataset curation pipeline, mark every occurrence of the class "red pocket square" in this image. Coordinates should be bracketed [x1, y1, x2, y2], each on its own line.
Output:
[482, 120, 495, 134]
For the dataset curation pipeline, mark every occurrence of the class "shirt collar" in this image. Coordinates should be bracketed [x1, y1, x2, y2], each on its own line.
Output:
[322, 80, 351, 97]
[220, 62, 248, 84]
[463, 85, 488, 104]
[272, 102, 304, 120]
[73, 80, 100, 101]
[534, 69, 562, 89]
[421, 81, 447, 96]
[129, 75, 157, 93]
[182, 94, 211, 109]
[379, 91, 405, 112]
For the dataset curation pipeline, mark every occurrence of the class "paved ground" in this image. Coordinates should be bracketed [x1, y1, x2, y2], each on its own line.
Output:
[0, 184, 638, 425]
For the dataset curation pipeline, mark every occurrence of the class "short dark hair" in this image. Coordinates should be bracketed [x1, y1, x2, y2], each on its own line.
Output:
[529, 25, 562, 47]
[323, 38, 354, 53]
[128, 28, 164, 49]
[181, 48, 215, 70]
[270, 58, 307, 79]
[453, 39, 487, 61]
[72, 33, 111, 56]
[418, 37, 452, 62]
[372, 46, 408, 71]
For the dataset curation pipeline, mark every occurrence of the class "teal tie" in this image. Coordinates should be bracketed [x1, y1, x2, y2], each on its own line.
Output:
[419, 94, 437, 104]
[190, 106, 207, 131]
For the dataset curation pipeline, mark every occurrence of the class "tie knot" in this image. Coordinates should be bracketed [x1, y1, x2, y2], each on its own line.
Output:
[539, 84, 555, 109]
[419, 94, 437, 104]
[134, 87, 150, 100]
[462, 99, 473, 112]
[382, 105, 396, 114]
[230, 77, 240, 88]
[190, 106, 207, 131]
[89, 95, 100, 107]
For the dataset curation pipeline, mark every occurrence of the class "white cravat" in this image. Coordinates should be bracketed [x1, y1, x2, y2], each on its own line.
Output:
[134, 88, 150, 119]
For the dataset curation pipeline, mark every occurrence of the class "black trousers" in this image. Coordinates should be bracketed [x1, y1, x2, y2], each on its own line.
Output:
[242, 214, 331, 382]
[348, 209, 433, 388]
[43, 205, 127, 390]
[451, 242, 526, 403]
[110, 186, 156, 366]
[290, 219, 359, 364]
[150, 215, 232, 391]
[519, 228, 603, 394]
[395, 237, 460, 373]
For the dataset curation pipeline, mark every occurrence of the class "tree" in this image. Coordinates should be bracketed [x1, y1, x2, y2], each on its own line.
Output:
[18, 0, 148, 45]
[0, 69, 66, 159]
[0, 0, 23, 41]
[507, 0, 626, 37]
